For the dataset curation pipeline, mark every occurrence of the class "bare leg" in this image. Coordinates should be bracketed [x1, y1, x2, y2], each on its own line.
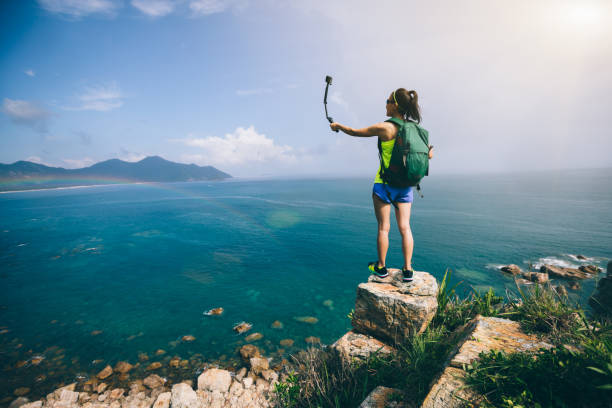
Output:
[395, 202, 413, 270]
[372, 193, 391, 268]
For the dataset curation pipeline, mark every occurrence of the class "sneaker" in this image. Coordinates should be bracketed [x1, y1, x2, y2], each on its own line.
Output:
[368, 261, 388, 278]
[402, 267, 414, 282]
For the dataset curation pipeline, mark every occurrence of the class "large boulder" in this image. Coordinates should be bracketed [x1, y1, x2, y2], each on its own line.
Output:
[449, 315, 552, 368]
[197, 368, 231, 393]
[421, 315, 553, 407]
[359, 386, 406, 407]
[352, 270, 438, 344]
[331, 330, 396, 363]
[521, 271, 549, 284]
[421, 367, 480, 408]
[152, 392, 171, 408]
[590, 261, 612, 314]
[540, 264, 593, 280]
[170, 383, 202, 408]
[500, 264, 522, 275]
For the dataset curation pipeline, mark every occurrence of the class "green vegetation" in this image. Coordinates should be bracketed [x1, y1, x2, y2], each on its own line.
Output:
[463, 284, 612, 408]
[273, 269, 611, 407]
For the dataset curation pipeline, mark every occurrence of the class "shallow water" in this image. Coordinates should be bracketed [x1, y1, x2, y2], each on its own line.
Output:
[1, 169, 610, 402]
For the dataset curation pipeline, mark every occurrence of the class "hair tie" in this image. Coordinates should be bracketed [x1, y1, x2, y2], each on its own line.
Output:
[392, 91, 398, 106]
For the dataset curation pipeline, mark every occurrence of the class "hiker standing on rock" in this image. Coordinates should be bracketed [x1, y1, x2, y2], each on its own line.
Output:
[330, 88, 433, 282]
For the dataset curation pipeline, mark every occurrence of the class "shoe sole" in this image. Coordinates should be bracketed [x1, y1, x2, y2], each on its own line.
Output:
[402, 278, 413, 282]
[373, 273, 389, 278]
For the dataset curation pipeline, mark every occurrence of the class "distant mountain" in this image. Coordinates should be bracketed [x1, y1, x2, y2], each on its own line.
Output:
[0, 156, 231, 191]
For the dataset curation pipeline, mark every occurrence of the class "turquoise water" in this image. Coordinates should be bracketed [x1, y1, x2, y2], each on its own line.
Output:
[1, 169, 611, 401]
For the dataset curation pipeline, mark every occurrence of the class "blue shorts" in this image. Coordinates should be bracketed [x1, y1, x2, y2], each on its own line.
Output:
[373, 183, 413, 205]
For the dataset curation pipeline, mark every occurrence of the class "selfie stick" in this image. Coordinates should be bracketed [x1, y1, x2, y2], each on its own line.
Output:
[324, 75, 338, 132]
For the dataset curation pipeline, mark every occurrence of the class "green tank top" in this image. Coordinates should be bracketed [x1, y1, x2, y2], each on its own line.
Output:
[374, 138, 395, 184]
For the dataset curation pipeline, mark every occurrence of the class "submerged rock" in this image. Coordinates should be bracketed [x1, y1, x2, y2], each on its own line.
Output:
[147, 362, 162, 371]
[181, 335, 196, 342]
[270, 320, 283, 329]
[305, 336, 321, 344]
[97, 365, 113, 379]
[245, 332, 263, 342]
[293, 316, 319, 324]
[279, 339, 294, 347]
[114, 361, 133, 373]
[13, 388, 30, 397]
[239, 344, 261, 363]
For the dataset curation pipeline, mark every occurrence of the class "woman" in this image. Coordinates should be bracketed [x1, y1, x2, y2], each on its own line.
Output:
[330, 88, 433, 282]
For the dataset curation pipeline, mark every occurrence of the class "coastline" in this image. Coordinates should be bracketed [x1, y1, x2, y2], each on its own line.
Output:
[0, 183, 147, 194]
[1, 338, 291, 407]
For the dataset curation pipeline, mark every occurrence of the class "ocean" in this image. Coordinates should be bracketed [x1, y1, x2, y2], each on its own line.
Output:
[1, 168, 610, 402]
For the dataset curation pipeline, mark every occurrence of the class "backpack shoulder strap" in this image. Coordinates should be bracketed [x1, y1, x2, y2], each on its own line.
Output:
[385, 117, 404, 128]
[377, 136, 386, 181]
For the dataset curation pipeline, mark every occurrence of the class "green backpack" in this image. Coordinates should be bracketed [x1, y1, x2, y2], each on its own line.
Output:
[378, 117, 430, 189]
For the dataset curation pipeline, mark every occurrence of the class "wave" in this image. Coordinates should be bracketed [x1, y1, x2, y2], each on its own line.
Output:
[487, 254, 608, 273]
[531, 256, 579, 269]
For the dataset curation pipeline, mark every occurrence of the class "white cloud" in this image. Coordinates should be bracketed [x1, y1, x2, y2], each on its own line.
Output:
[24, 69, 35, 77]
[189, 0, 232, 16]
[26, 156, 54, 166]
[330, 91, 348, 110]
[62, 157, 96, 169]
[64, 82, 125, 111]
[235, 88, 273, 96]
[2, 98, 50, 133]
[118, 147, 147, 162]
[131, 0, 175, 17]
[171, 126, 296, 170]
[37, 0, 120, 18]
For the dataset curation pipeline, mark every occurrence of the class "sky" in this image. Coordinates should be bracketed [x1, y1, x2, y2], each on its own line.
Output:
[1, 0, 611, 178]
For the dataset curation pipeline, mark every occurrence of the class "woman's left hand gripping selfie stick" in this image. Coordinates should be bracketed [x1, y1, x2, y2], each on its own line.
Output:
[324, 75, 338, 132]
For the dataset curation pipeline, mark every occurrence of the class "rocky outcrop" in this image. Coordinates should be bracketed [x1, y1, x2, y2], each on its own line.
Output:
[590, 261, 612, 314]
[540, 264, 600, 280]
[521, 271, 549, 284]
[420, 315, 553, 407]
[11, 365, 277, 408]
[352, 270, 438, 344]
[359, 386, 406, 408]
[420, 367, 479, 408]
[448, 316, 553, 368]
[331, 330, 396, 362]
[500, 264, 522, 275]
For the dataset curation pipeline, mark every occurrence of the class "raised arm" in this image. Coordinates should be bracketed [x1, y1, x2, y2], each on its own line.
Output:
[330, 122, 394, 138]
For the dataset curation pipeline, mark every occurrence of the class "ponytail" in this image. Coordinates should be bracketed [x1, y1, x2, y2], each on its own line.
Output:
[394, 88, 421, 123]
